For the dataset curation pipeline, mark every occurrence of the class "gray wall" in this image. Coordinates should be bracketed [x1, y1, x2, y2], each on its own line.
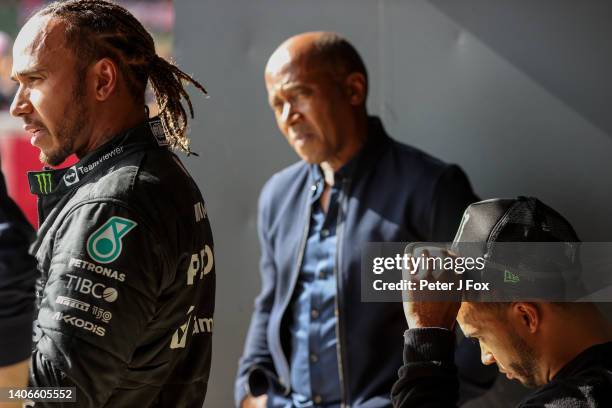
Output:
[174, 1, 612, 406]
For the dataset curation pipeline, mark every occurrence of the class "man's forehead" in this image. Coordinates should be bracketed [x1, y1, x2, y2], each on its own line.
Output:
[265, 45, 293, 77]
[265, 55, 312, 89]
[266, 32, 323, 75]
[265, 41, 336, 90]
[265, 58, 337, 97]
[13, 15, 67, 65]
[266, 65, 328, 88]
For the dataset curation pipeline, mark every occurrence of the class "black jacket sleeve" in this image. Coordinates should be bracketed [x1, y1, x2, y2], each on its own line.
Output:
[29, 202, 165, 407]
[391, 328, 460, 408]
[0, 173, 37, 367]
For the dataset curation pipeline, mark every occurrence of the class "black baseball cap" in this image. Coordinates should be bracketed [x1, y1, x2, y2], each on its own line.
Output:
[451, 196, 582, 300]
[453, 196, 580, 245]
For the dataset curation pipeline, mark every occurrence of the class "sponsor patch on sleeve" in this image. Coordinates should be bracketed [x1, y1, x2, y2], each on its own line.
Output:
[87, 216, 137, 264]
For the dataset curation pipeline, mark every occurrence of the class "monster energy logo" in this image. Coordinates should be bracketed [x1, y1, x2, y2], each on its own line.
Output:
[87, 216, 137, 264]
[35, 173, 53, 194]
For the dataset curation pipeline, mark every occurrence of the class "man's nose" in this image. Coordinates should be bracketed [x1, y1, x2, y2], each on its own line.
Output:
[9, 85, 32, 117]
[280, 101, 299, 126]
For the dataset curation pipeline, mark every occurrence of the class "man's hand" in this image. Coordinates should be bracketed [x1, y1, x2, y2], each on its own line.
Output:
[402, 248, 461, 330]
[241, 394, 267, 408]
[403, 301, 460, 330]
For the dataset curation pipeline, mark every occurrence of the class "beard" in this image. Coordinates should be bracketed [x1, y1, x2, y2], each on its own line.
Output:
[39, 125, 78, 166]
[39, 72, 89, 166]
[508, 331, 540, 388]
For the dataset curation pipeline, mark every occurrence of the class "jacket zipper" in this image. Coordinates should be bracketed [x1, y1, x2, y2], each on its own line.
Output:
[280, 179, 351, 404]
[278, 183, 314, 395]
[334, 178, 351, 408]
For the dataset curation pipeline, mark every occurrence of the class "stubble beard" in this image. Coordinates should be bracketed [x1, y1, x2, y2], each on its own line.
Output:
[509, 332, 540, 388]
[39, 73, 89, 166]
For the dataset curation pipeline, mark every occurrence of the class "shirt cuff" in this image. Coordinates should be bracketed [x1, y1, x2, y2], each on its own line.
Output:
[246, 366, 270, 397]
[403, 328, 455, 363]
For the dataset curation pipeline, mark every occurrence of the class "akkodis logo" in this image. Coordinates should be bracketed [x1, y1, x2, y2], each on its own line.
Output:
[87, 216, 137, 264]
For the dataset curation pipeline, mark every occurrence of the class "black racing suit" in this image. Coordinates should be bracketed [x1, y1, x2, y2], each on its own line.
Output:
[0, 170, 37, 367]
[27, 118, 215, 407]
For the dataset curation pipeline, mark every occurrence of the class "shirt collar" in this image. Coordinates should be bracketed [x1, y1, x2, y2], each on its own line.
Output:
[27, 117, 168, 196]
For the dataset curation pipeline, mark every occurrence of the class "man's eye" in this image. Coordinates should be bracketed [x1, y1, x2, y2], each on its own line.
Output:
[289, 88, 311, 100]
[294, 89, 311, 98]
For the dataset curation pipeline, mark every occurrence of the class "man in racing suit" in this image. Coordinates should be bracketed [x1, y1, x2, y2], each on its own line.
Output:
[9, 1, 214, 407]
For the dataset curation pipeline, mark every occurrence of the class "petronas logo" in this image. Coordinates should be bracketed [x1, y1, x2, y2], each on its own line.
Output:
[35, 173, 52, 194]
[87, 217, 137, 264]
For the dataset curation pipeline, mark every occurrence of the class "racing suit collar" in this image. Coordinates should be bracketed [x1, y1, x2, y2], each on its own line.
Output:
[27, 117, 168, 197]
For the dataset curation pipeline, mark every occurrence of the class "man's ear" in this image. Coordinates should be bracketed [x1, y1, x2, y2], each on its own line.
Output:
[344, 72, 366, 106]
[511, 302, 540, 334]
[91, 57, 118, 101]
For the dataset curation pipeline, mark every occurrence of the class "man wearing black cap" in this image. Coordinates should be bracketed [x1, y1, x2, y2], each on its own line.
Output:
[392, 197, 612, 407]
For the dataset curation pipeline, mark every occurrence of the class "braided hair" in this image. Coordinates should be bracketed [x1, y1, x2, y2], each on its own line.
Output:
[38, 0, 207, 154]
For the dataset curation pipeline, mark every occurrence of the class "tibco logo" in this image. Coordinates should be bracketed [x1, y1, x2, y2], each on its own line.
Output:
[65, 274, 119, 303]
[53, 312, 106, 337]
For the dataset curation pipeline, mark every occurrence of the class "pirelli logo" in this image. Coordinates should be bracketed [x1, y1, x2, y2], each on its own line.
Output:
[56, 295, 90, 312]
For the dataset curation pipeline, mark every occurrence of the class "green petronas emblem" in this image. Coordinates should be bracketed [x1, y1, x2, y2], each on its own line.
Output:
[87, 216, 137, 264]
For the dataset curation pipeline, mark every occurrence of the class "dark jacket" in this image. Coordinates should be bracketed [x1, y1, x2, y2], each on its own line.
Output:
[0, 171, 37, 367]
[27, 118, 215, 408]
[392, 328, 612, 407]
[235, 117, 478, 407]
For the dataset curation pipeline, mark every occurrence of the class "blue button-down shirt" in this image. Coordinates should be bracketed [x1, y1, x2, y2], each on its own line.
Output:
[286, 166, 342, 408]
